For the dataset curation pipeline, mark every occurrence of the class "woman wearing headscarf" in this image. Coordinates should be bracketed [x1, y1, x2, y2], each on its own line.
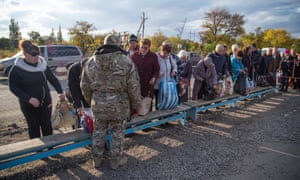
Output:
[177, 50, 192, 103]
[192, 56, 217, 100]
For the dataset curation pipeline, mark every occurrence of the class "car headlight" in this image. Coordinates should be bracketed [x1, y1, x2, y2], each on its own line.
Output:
[0, 64, 4, 71]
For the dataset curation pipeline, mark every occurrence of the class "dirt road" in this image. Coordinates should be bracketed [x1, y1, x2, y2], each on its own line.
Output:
[0, 82, 299, 179]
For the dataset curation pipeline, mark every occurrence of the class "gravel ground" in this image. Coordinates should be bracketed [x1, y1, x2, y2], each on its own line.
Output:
[0, 90, 300, 180]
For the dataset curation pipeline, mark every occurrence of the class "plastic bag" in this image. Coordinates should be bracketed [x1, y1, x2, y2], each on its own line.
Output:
[234, 73, 247, 95]
[246, 76, 254, 92]
[224, 75, 233, 96]
[215, 80, 226, 97]
[157, 77, 178, 110]
[51, 100, 78, 129]
[138, 97, 152, 116]
[80, 108, 94, 133]
[177, 79, 187, 96]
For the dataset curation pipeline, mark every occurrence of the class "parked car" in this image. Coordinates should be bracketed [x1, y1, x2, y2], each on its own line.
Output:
[0, 45, 83, 76]
[188, 52, 202, 66]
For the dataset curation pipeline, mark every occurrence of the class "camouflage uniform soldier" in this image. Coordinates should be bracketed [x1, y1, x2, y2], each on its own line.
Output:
[80, 33, 141, 170]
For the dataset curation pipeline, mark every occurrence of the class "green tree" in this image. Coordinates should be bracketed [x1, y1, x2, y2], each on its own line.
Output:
[9, 18, 22, 49]
[167, 36, 180, 53]
[0, 37, 11, 50]
[147, 30, 167, 52]
[68, 21, 96, 55]
[239, 32, 256, 48]
[28, 31, 41, 44]
[68, 21, 96, 56]
[290, 38, 300, 53]
[262, 29, 292, 47]
[86, 34, 105, 56]
[253, 27, 264, 49]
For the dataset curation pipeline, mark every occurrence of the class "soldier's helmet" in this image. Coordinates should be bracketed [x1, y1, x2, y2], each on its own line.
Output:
[104, 34, 121, 46]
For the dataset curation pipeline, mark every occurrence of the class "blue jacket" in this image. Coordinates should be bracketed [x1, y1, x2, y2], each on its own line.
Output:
[231, 56, 245, 82]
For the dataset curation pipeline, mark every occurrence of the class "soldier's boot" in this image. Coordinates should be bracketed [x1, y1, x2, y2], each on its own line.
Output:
[109, 156, 127, 170]
[93, 158, 102, 168]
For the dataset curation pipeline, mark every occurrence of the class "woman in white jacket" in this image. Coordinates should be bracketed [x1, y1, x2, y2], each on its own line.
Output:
[154, 42, 177, 109]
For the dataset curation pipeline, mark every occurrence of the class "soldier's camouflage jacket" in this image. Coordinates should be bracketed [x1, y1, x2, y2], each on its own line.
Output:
[80, 45, 142, 119]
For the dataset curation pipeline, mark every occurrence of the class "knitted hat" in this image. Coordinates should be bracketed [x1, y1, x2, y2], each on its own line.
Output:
[129, 34, 138, 42]
[104, 34, 121, 46]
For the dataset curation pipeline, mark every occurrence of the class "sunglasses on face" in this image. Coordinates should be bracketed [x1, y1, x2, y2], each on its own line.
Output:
[29, 51, 39, 56]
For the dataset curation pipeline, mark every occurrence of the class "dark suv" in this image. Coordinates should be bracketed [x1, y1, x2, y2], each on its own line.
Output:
[0, 45, 83, 76]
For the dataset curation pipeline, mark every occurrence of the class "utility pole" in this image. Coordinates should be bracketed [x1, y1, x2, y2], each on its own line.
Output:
[137, 12, 147, 39]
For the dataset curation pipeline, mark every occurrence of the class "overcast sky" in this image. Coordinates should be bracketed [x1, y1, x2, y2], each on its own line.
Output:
[0, 0, 299, 42]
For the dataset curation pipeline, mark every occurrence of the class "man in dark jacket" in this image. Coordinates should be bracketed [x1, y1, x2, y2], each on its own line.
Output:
[67, 58, 90, 116]
[208, 44, 228, 81]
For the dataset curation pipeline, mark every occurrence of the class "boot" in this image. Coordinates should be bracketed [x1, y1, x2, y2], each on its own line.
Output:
[109, 156, 127, 170]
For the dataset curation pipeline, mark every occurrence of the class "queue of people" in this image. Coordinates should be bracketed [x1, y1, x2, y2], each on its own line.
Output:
[8, 36, 299, 170]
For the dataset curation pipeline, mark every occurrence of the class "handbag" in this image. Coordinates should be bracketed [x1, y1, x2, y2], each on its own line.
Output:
[138, 96, 152, 116]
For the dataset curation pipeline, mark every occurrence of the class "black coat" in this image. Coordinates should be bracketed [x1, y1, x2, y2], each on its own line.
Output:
[67, 60, 90, 108]
[9, 58, 63, 106]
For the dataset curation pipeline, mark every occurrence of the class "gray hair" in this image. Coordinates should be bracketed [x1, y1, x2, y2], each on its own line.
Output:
[203, 56, 213, 66]
[215, 44, 224, 53]
[232, 44, 238, 52]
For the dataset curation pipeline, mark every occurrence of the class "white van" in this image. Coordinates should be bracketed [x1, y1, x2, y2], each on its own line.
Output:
[261, 47, 286, 55]
[0, 45, 83, 76]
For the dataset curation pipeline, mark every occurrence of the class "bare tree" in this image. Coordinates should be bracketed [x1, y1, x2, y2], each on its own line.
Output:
[200, 7, 245, 44]
[175, 18, 187, 49]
